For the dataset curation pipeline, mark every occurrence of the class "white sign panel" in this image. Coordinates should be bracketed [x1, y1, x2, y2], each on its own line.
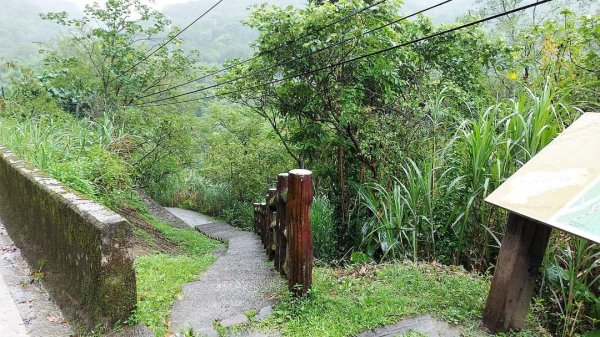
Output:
[486, 113, 600, 243]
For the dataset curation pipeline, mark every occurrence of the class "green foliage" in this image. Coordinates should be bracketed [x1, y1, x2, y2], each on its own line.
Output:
[0, 106, 128, 199]
[356, 84, 600, 334]
[358, 159, 460, 262]
[115, 107, 200, 189]
[2, 1, 599, 335]
[356, 85, 568, 265]
[543, 238, 600, 336]
[0, 59, 222, 337]
[149, 102, 294, 227]
[39, 0, 204, 113]
[311, 195, 337, 263]
[221, 0, 510, 255]
[197, 102, 293, 201]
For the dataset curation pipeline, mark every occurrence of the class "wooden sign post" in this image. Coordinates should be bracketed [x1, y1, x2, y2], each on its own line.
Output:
[483, 213, 552, 331]
[484, 113, 600, 331]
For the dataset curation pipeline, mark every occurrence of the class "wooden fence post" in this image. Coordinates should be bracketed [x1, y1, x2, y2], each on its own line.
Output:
[483, 212, 552, 332]
[259, 203, 267, 249]
[252, 203, 260, 234]
[275, 173, 289, 276]
[287, 169, 313, 296]
[266, 188, 277, 260]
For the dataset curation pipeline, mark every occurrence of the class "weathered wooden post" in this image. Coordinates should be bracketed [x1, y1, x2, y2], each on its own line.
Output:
[286, 169, 313, 296]
[252, 203, 260, 234]
[266, 188, 277, 260]
[483, 213, 552, 331]
[259, 203, 267, 249]
[275, 173, 289, 276]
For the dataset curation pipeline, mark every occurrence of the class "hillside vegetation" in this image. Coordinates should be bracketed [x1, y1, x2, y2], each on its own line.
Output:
[0, 0, 598, 336]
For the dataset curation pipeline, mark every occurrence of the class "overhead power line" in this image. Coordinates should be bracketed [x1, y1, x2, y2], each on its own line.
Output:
[142, 0, 553, 107]
[139, 0, 454, 105]
[115, 0, 225, 80]
[138, 0, 389, 99]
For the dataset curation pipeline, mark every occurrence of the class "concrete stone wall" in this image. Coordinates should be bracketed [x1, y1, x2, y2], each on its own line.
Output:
[0, 146, 136, 328]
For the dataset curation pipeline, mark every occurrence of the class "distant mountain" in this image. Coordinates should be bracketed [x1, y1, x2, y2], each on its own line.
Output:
[0, 0, 80, 62]
[163, 0, 306, 64]
[163, 0, 476, 64]
[1, 0, 593, 64]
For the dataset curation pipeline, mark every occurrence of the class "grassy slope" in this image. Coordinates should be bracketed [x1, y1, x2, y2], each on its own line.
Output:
[257, 263, 549, 337]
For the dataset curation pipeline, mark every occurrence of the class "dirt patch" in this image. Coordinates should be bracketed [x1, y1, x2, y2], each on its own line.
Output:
[118, 206, 181, 258]
[333, 263, 382, 278]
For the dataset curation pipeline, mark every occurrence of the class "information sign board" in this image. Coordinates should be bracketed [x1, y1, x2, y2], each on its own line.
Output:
[486, 113, 600, 243]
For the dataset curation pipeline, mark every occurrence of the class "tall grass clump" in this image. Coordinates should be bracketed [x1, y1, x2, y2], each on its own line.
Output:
[543, 238, 600, 335]
[358, 158, 461, 262]
[311, 195, 337, 263]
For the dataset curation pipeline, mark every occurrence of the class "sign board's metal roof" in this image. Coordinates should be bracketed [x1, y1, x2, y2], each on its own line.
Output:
[485, 112, 600, 243]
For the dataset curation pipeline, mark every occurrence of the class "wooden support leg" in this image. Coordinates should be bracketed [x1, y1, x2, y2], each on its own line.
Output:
[252, 203, 260, 234]
[483, 212, 552, 332]
[287, 169, 313, 296]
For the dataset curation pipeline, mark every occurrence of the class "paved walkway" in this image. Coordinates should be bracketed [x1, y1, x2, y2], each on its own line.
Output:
[357, 315, 460, 337]
[0, 273, 29, 337]
[0, 222, 71, 337]
[167, 208, 282, 337]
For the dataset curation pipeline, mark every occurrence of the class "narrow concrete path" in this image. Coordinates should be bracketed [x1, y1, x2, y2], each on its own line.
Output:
[0, 221, 71, 337]
[356, 315, 460, 337]
[167, 208, 282, 337]
[0, 273, 29, 337]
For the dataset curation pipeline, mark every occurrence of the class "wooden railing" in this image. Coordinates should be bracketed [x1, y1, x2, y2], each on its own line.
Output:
[253, 169, 313, 296]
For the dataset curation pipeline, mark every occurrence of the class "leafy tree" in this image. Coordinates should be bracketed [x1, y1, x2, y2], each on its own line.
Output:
[197, 102, 293, 201]
[220, 0, 509, 253]
[39, 0, 203, 114]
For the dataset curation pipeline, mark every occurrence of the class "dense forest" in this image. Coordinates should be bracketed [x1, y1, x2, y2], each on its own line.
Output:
[0, 0, 599, 336]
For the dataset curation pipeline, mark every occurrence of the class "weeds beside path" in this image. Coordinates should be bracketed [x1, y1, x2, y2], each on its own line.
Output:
[126, 203, 222, 337]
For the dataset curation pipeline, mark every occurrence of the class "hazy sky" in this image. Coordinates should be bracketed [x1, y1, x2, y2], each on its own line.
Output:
[70, 0, 194, 10]
[64, 0, 474, 21]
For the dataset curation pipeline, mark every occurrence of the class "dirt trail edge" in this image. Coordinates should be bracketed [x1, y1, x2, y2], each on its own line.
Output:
[167, 208, 282, 337]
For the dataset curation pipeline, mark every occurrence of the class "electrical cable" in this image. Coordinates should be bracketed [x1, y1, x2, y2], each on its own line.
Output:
[141, 0, 553, 107]
[138, 0, 389, 99]
[139, 0, 454, 105]
[114, 0, 225, 80]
